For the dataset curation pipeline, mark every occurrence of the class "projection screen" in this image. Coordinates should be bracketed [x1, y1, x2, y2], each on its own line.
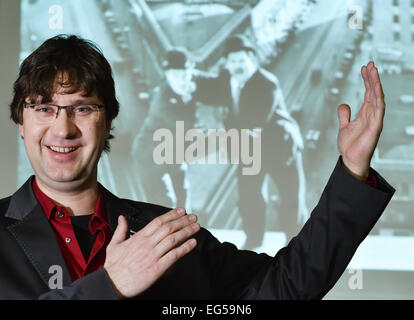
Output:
[1, 0, 413, 299]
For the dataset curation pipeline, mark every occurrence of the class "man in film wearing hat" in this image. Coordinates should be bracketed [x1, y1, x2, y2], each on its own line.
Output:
[198, 35, 309, 249]
[0, 35, 394, 299]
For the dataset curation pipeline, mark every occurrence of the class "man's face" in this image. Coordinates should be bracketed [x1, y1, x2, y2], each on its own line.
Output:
[19, 86, 109, 191]
[225, 50, 256, 78]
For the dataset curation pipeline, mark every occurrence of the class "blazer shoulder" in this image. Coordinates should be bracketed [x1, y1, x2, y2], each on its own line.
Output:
[0, 196, 13, 225]
[120, 198, 173, 220]
[0, 195, 11, 208]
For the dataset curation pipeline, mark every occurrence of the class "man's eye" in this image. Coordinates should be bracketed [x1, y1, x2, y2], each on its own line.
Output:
[34, 106, 53, 113]
[74, 105, 93, 113]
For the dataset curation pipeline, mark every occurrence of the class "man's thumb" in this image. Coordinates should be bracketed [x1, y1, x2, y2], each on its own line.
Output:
[338, 104, 351, 129]
[110, 215, 128, 245]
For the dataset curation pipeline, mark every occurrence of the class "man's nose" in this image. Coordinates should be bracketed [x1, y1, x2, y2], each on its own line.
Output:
[50, 108, 78, 138]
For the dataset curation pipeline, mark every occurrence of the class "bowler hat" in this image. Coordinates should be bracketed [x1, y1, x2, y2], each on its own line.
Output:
[162, 49, 188, 69]
[224, 35, 256, 56]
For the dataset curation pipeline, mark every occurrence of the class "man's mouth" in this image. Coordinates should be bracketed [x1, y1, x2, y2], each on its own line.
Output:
[48, 146, 79, 153]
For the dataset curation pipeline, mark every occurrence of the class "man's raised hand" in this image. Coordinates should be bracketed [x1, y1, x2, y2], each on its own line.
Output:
[104, 208, 199, 298]
[337, 61, 386, 180]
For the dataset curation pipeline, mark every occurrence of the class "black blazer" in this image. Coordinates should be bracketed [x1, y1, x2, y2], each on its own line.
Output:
[0, 158, 394, 299]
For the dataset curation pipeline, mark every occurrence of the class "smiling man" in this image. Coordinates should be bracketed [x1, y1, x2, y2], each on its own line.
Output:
[21, 88, 107, 196]
[0, 35, 395, 300]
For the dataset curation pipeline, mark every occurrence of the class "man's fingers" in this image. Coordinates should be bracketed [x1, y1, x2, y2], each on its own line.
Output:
[156, 238, 198, 275]
[362, 61, 385, 111]
[154, 222, 200, 257]
[141, 208, 186, 237]
[110, 215, 129, 245]
[361, 65, 371, 93]
[368, 64, 378, 92]
[367, 63, 386, 119]
[372, 66, 385, 107]
[375, 81, 385, 106]
[150, 213, 198, 246]
[338, 104, 351, 130]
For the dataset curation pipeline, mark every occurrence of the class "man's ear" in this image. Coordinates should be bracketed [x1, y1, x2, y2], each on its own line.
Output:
[18, 123, 24, 140]
[105, 121, 112, 139]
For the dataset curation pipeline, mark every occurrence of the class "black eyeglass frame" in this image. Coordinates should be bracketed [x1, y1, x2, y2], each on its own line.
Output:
[23, 103, 105, 119]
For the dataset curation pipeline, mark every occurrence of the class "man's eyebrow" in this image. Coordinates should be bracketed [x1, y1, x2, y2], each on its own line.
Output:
[44, 99, 100, 105]
[71, 99, 99, 105]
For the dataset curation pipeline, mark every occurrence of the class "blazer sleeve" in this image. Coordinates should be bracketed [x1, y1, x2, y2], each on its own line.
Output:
[38, 268, 118, 300]
[205, 157, 395, 299]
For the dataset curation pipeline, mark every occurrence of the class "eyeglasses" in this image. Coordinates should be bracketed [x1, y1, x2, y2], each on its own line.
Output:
[23, 103, 105, 124]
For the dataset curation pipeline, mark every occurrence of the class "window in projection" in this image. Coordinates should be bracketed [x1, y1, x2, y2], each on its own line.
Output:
[19, 0, 414, 298]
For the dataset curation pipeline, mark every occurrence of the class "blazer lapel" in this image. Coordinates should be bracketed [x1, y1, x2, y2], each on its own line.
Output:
[100, 184, 152, 238]
[5, 177, 72, 287]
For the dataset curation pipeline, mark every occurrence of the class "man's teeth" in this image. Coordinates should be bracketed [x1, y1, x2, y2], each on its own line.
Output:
[49, 146, 77, 153]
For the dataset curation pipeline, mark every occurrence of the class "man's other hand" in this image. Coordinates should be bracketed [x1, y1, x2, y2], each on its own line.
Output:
[337, 61, 385, 181]
[104, 208, 199, 298]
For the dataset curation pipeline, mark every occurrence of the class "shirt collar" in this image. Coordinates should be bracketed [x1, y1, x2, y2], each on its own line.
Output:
[89, 192, 108, 234]
[32, 178, 108, 230]
[32, 178, 57, 220]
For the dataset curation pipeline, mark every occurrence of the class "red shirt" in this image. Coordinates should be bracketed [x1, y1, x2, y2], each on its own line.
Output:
[365, 170, 377, 188]
[339, 157, 377, 188]
[32, 179, 112, 282]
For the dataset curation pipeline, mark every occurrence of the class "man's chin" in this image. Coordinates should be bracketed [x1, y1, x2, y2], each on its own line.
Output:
[38, 171, 88, 187]
[34, 160, 97, 189]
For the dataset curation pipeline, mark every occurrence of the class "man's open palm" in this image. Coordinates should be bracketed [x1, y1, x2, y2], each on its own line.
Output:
[337, 61, 386, 180]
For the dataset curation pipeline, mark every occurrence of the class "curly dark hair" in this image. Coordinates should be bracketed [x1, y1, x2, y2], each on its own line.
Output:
[9, 34, 119, 152]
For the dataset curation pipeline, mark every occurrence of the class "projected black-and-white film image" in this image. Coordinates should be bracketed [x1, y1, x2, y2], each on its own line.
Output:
[10, 0, 414, 298]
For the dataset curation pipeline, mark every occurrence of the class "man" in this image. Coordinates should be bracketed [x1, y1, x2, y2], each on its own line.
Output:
[131, 49, 196, 211]
[0, 35, 393, 299]
[224, 35, 309, 249]
[198, 35, 308, 249]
